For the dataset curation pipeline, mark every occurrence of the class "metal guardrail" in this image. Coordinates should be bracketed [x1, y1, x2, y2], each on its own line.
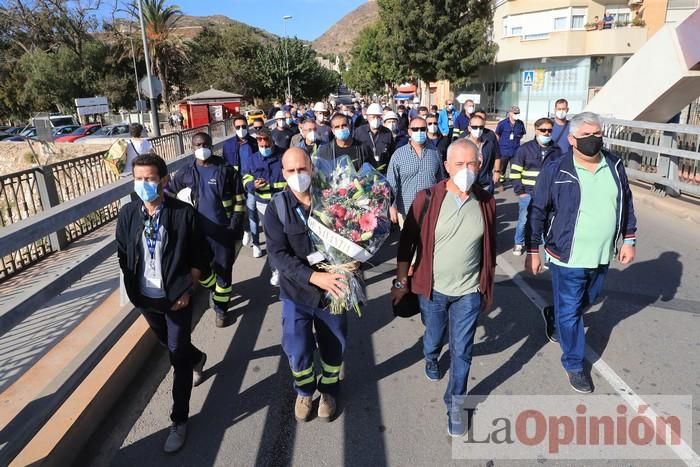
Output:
[0, 119, 235, 281]
[602, 118, 700, 197]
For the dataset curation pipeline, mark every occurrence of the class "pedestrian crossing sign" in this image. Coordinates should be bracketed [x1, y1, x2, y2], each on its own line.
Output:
[522, 70, 534, 87]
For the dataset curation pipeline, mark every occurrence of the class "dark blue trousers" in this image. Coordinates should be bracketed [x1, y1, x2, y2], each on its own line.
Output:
[281, 299, 347, 397]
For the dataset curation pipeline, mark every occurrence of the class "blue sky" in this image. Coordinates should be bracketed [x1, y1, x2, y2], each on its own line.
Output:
[153, 0, 367, 41]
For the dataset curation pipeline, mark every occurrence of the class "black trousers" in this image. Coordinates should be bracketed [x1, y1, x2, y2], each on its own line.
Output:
[139, 297, 203, 424]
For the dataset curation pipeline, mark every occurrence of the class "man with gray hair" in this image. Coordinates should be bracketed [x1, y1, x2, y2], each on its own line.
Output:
[525, 111, 637, 394]
[392, 138, 496, 437]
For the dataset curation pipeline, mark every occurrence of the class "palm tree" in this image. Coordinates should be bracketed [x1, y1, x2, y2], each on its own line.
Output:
[128, 0, 186, 109]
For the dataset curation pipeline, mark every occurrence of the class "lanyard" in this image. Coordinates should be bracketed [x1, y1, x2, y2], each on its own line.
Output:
[295, 206, 307, 226]
[144, 210, 161, 262]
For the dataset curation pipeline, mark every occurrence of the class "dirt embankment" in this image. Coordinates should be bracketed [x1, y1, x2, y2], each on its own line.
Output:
[0, 141, 112, 175]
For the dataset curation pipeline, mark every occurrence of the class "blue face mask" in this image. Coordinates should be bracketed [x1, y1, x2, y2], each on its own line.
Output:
[286, 118, 294, 125]
[537, 135, 552, 145]
[334, 128, 351, 141]
[411, 130, 427, 144]
[134, 180, 160, 202]
[260, 147, 273, 157]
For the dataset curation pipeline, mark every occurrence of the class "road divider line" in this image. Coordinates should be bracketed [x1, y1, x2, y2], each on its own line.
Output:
[497, 255, 700, 467]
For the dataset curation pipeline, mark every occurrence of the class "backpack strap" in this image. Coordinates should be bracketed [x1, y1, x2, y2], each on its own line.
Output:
[273, 192, 288, 228]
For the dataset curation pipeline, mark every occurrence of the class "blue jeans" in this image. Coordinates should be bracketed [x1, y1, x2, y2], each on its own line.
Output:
[549, 263, 608, 372]
[514, 193, 531, 246]
[246, 193, 260, 245]
[419, 290, 481, 409]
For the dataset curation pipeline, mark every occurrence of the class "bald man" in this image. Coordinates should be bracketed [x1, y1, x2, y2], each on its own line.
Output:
[392, 139, 496, 437]
[263, 147, 348, 423]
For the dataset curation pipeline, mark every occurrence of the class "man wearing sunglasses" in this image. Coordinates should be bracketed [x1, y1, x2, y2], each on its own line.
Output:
[463, 114, 499, 194]
[510, 117, 562, 257]
[387, 117, 446, 229]
[223, 115, 259, 248]
[525, 112, 637, 394]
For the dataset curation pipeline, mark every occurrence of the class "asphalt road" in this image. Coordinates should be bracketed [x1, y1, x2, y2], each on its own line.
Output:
[79, 186, 700, 467]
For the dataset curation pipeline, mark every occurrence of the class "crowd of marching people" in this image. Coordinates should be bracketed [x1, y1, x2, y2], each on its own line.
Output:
[116, 95, 637, 452]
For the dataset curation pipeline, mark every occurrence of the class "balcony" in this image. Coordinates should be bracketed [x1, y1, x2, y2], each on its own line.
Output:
[496, 26, 648, 63]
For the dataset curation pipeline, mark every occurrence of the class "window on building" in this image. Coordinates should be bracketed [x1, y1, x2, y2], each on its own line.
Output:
[571, 15, 585, 29]
[615, 12, 630, 24]
[554, 16, 568, 30]
[511, 26, 523, 36]
[667, 0, 699, 8]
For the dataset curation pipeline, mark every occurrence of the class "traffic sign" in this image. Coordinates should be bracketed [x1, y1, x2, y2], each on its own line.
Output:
[139, 76, 162, 99]
[456, 93, 481, 104]
[522, 70, 534, 87]
[77, 104, 109, 116]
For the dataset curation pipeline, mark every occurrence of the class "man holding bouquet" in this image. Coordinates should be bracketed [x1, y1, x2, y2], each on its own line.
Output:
[392, 139, 496, 437]
[264, 147, 349, 423]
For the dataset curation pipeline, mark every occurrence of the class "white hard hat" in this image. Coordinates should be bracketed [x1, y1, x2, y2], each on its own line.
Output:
[313, 102, 327, 112]
[384, 111, 398, 121]
[413, 97, 420, 104]
[274, 110, 286, 119]
[367, 103, 383, 116]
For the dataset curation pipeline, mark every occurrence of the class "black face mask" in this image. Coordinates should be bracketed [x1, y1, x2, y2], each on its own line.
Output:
[574, 134, 603, 157]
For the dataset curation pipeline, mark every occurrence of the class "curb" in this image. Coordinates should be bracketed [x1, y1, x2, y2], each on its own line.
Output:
[630, 184, 700, 225]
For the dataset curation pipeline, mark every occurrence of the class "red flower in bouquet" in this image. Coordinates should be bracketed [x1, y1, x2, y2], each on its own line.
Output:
[350, 230, 362, 242]
[359, 212, 378, 232]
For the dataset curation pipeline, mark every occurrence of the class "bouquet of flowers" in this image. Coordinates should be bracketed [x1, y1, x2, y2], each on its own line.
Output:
[308, 155, 392, 315]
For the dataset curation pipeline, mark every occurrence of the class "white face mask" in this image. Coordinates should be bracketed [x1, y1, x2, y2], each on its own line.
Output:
[369, 118, 382, 129]
[427, 124, 438, 134]
[315, 114, 325, 123]
[277, 119, 286, 128]
[385, 122, 396, 132]
[453, 167, 477, 193]
[194, 147, 212, 160]
[236, 128, 247, 139]
[470, 128, 483, 139]
[287, 173, 311, 193]
[555, 110, 567, 120]
[466, 106, 475, 114]
[305, 130, 316, 143]
[513, 114, 520, 121]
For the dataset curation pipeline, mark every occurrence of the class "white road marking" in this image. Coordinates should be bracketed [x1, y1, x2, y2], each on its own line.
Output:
[497, 255, 700, 467]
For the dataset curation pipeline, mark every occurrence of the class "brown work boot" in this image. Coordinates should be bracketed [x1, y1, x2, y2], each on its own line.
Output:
[317, 393, 336, 422]
[295, 395, 313, 422]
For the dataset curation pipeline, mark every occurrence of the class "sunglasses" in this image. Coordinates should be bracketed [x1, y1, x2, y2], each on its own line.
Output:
[410, 127, 427, 132]
[234, 124, 248, 130]
[470, 126, 485, 130]
[537, 128, 553, 134]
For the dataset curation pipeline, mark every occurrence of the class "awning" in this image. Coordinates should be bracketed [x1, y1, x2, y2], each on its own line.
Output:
[394, 93, 415, 100]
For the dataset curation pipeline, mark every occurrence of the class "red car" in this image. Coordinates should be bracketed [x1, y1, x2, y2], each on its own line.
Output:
[55, 124, 102, 143]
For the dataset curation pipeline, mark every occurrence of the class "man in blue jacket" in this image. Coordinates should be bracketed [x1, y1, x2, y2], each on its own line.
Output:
[437, 99, 458, 138]
[241, 127, 287, 284]
[494, 105, 527, 186]
[525, 112, 637, 394]
[222, 115, 258, 248]
[510, 117, 562, 256]
[168, 132, 246, 327]
[264, 147, 349, 423]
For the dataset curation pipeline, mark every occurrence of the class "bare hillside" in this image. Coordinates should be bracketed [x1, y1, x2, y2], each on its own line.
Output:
[312, 0, 379, 57]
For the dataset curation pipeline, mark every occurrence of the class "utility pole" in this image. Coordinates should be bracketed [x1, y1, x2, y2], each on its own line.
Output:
[137, 0, 161, 136]
[125, 24, 144, 125]
[283, 15, 293, 103]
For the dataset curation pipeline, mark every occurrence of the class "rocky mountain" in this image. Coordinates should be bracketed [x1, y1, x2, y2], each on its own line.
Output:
[312, 0, 379, 58]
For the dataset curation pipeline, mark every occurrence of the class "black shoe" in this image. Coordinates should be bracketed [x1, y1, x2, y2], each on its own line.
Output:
[447, 410, 467, 437]
[215, 312, 235, 328]
[567, 371, 593, 394]
[541, 306, 558, 343]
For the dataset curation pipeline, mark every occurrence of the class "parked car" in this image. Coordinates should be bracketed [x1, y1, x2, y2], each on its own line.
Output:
[0, 126, 22, 135]
[54, 124, 102, 143]
[0, 132, 19, 141]
[77, 123, 130, 142]
[4, 127, 37, 141]
[52, 125, 81, 137]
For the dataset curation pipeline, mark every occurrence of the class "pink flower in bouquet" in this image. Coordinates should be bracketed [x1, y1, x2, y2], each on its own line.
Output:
[359, 212, 378, 232]
[350, 230, 362, 242]
[337, 188, 347, 197]
[344, 209, 354, 221]
[335, 218, 345, 230]
[329, 204, 346, 219]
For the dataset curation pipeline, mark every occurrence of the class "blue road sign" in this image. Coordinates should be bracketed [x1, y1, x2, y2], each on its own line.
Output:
[523, 70, 534, 87]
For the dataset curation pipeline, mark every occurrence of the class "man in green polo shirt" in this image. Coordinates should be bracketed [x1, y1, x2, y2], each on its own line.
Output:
[525, 111, 638, 394]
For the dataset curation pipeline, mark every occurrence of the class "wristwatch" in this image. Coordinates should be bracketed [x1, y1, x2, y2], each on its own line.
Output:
[393, 278, 408, 289]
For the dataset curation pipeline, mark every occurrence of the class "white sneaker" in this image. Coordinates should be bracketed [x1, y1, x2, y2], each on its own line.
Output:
[270, 270, 280, 286]
[512, 245, 524, 256]
[163, 422, 187, 453]
[252, 245, 263, 258]
[242, 231, 252, 247]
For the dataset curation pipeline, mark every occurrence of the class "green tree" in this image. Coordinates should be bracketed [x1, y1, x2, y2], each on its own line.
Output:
[377, 0, 497, 84]
[256, 38, 340, 102]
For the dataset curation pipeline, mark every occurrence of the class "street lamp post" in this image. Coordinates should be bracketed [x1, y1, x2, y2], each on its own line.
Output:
[123, 25, 145, 125]
[283, 15, 292, 103]
[137, 0, 161, 136]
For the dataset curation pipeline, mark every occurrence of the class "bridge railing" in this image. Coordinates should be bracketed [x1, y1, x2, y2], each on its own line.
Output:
[0, 119, 234, 281]
[602, 117, 700, 197]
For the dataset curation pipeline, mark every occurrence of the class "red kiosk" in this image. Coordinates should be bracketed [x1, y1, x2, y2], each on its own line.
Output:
[177, 88, 243, 129]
